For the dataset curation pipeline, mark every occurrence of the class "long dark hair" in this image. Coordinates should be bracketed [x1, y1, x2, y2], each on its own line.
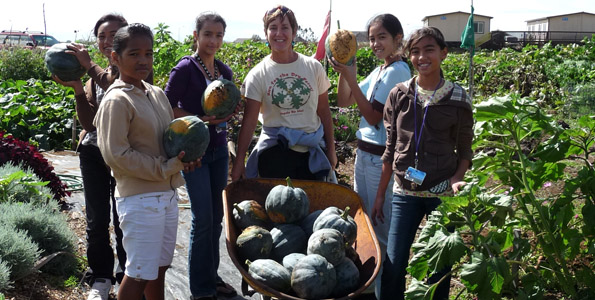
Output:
[367, 14, 404, 59]
[112, 23, 153, 55]
[367, 14, 403, 40]
[93, 13, 127, 37]
[196, 12, 227, 33]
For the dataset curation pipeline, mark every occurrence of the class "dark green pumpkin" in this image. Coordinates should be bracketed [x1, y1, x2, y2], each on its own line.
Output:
[270, 224, 307, 262]
[236, 226, 273, 261]
[331, 257, 360, 297]
[202, 79, 241, 118]
[233, 200, 271, 230]
[246, 259, 292, 294]
[291, 254, 337, 299]
[282, 253, 306, 274]
[163, 116, 209, 162]
[45, 43, 86, 82]
[306, 228, 345, 266]
[298, 209, 323, 237]
[313, 206, 358, 245]
[265, 177, 309, 224]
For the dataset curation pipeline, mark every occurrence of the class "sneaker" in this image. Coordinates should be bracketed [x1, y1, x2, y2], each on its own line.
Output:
[87, 278, 111, 300]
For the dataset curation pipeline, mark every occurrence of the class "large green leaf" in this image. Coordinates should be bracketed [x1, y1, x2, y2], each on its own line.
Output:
[461, 252, 512, 299]
[404, 278, 435, 300]
[424, 230, 468, 275]
[475, 96, 518, 122]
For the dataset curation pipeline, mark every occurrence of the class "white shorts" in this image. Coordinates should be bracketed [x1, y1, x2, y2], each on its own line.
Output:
[116, 190, 178, 280]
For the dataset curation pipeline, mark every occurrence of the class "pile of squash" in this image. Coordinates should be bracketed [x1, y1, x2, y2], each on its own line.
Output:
[233, 177, 360, 299]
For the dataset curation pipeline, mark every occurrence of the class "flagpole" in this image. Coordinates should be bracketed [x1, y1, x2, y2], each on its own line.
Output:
[324, 0, 332, 73]
[469, 0, 474, 100]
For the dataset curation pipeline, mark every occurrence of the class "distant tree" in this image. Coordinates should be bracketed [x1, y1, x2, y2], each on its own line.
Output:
[251, 34, 262, 42]
[296, 26, 317, 43]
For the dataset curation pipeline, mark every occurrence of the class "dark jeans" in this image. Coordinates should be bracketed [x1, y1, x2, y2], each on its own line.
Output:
[258, 144, 317, 180]
[187, 146, 229, 297]
[79, 144, 126, 284]
[380, 194, 451, 300]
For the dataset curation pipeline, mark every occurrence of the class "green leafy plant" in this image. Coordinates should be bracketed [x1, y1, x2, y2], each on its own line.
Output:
[153, 23, 193, 88]
[0, 164, 53, 205]
[0, 80, 77, 151]
[405, 95, 594, 299]
[62, 275, 79, 288]
[0, 132, 70, 201]
[0, 48, 50, 81]
[332, 107, 358, 142]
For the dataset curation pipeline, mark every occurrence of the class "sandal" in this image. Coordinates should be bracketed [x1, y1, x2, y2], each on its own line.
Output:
[216, 279, 237, 297]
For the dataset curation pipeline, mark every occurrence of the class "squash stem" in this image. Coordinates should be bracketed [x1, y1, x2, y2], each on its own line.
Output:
[285, 176, 293, 188]
[341, 206, 351, 219]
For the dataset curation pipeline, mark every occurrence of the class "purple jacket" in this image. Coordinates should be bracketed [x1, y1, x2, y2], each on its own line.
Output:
[164, 56, 234, 149]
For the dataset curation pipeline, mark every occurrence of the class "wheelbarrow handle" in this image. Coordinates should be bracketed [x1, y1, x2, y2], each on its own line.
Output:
[241, 277, 257, 297]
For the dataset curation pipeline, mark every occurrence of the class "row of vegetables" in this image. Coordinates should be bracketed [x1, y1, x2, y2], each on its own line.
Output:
[232, 177, 361, 299]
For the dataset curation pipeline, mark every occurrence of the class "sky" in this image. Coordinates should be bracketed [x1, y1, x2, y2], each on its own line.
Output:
[1, 0, 594, 44]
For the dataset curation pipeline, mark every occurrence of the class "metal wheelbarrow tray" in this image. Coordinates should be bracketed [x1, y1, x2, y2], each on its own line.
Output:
[223, 178, 381, 299]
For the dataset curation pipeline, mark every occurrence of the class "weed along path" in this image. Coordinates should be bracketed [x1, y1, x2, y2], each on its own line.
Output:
[45, 151, 255, 300]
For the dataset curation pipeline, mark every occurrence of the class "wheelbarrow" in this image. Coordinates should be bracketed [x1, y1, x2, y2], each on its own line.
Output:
[222, 178, 381, 299]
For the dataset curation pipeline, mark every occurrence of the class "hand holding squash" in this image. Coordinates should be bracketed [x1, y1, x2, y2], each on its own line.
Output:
[176, 151, 202, 173]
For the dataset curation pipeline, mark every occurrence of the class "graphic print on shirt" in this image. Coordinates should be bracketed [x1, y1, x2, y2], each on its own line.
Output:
[268, 73, 313, 112]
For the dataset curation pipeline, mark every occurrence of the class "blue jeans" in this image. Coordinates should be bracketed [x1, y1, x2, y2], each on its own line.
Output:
[353, 149, 393, 297]
[380, 194, 451, 300]
[186, 146, 229, 297]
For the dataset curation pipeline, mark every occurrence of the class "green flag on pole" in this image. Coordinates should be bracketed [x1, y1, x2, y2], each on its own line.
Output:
[460, 5, 475, 56]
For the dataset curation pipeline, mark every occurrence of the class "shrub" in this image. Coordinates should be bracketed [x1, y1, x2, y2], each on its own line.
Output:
[0, 80, 77, 151]
[0, 132, 70, 202]
[0, 48, 50, 81]
[0, 224, 40, 280]
[0, 202, 78, 276]
[0, 163, 53, 205]
[0, 259, 10, 292]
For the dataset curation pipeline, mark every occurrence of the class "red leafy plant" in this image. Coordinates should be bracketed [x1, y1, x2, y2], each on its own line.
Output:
[0, 131, 70, 202]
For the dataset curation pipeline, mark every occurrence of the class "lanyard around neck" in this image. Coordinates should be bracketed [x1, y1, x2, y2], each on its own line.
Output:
[369, 61, 397, 103]
[413, 78, 443, 168]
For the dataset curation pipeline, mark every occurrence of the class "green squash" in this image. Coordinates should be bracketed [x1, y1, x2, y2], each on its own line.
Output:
[307, 228, 345, 266]
[298, 209, 323, 237]
[331, 257, 360, 297]
[202, 79, 241, 119]
[313, 206, 358, 245]
[325, 29, 357, 66]
[236, 226, 273, 261]
[233, 200, 271, 230]
[45, 43, 86, 82]
[282, 253, 306, 274]
[246, 259, 292, 294]
[270, 224, 307, 262]
[265, 177, 309, 224]
[163, 116, 209, 162]
[291, 254, 337, 299]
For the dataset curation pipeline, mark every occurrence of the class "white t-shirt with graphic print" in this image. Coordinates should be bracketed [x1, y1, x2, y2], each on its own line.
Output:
[241, 53, 331, 134]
